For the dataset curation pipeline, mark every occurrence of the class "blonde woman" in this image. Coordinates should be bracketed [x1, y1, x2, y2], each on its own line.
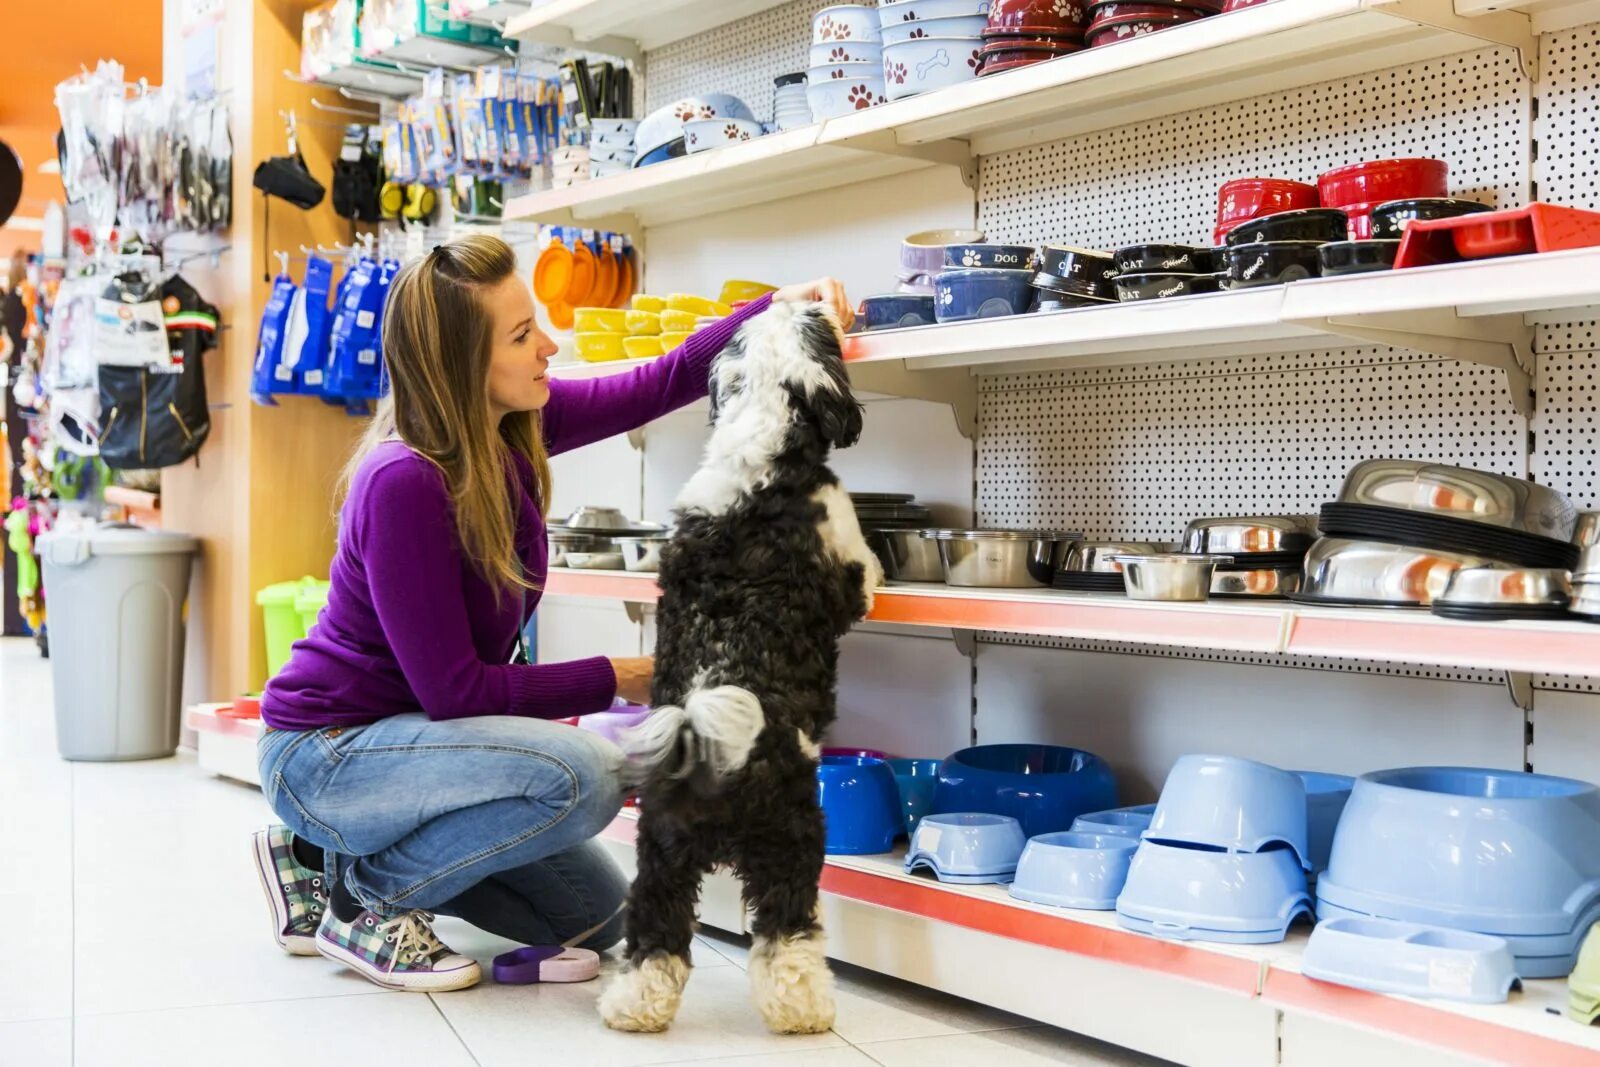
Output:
[251, 233, 852, 992]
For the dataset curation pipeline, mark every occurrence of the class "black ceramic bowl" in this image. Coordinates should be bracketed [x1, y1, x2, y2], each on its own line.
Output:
[1224, 242, 1324, 288]
[1114, 243, 1216, 274]
[1036, 293, 1117, 313]
[1369, 197, 1493, 239]
[943, 243, 1036, 271]
[1114, 272, 1222, 302]
[1224, 208, 1349, 247]
[1032, 269, 1113, 301]
[1034, 246, 1118, 290]
[1318, 239, 1400, 277]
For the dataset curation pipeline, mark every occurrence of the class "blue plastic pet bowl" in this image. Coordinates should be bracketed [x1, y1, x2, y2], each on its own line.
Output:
[817, 755, 903, 856]
[1146, 754, 1311, 869]
[904, 812, 1027, 884]
[1116, 839, 1312, 945]
[932, 744, 1118, 839]
[1071, 804, 1157, 838]
[1318, 766, 1600, 978]
[887, 758, 941, 834]
[1009, 831, 1139, 910]
[1294, 770, 1354, 873]
[1302, 916, 1519, 1005]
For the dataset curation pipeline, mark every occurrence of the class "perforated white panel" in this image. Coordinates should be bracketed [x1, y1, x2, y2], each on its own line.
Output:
[643, 0, 828, 122]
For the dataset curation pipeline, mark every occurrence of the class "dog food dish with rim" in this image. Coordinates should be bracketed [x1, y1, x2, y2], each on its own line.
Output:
[1009, 831, 1140, 910]
[814, 4, 883, 43]
[858, 293, 938, 331]
[944, 243, 1036, 270]
[986, 0, 1092, 32]
[904, 812, 1029, 883]
[1224, 208, 1348, 246]
[1216, 177, 1320, 243]
[809, 40, 882, 65]
[888, 757, 942, 833]
[1224, 241, 1324, 288]
[1335, 458, 1578, 540]
[1116, 839, 1313, 944]
[1318, 239, 1400, 276]
[934, 268, 1036, 322]
[922, 527, 1079, 586]
[1147, 754, 1312, 868]
[817, 755, 905, 855]
[1114, 272, 1220, 301]
[806, 74, 889, 118]
[881, 0, 993, 21]
[1302, 917, 1521, 1004]
[1295, 536, 1497, 608]
[1318, 766, 1600, 978]
[1317, 157, 1448, 211]
[1112, 553, 1233, 600]
[1114, 243, 1216, 274]
[1369, 197, 1493, 238]
[1181, 515, 1317, 556]
[1431, 566, 1573, 621]
[882, 13, 988, 42]
[932, 743, 1119, 838]
[1070, 804, 1157, 837]
[873, 527, 946, 582]
[683, 118, 763, 153]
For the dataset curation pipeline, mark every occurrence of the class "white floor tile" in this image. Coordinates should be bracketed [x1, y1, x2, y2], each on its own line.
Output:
[74, 992, 475, 1067]
[661, 1048, 880, 1067]
[696, 927, 752, 968]
[433, 959, 847, 1067]
[828, 962, 1032, 1044]
[0, 1016, 71, 1066]
[858, 1027, 1174, 1066]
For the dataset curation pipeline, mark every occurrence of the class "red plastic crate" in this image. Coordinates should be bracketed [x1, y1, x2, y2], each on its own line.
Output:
[1395, 202, 1600, 268]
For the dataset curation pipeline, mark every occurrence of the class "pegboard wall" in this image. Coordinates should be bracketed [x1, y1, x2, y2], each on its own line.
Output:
[643, 0, 836, 122]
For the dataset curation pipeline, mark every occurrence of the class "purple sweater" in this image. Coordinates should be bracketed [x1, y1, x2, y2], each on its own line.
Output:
[261, 294, 774, 731]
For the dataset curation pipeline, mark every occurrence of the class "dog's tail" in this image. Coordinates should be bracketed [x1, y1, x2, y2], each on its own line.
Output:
[619, 685, 766, 790]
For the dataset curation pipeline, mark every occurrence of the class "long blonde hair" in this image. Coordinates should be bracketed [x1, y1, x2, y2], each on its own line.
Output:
[340, 234, 553, 595]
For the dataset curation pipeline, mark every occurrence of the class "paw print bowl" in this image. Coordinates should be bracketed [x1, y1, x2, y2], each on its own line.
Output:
[805, 74, 889, 120]
[683, 118, 764, 154]
[1010, 831, 1140, 910]
[988, 0, 1092, 33]
[934, 267, 1035, 322]
[883, 13, 989, 43]
[817, 755, 905, 855]
[808, 41, 883, 66]
[880, 0, 993, 22]
[635, 95, 754, 160]
[942, 242, 1035, 270]
[882, 36, 985, 100]
[813, 4, 883, 44]
[932, 744, 1118, 838]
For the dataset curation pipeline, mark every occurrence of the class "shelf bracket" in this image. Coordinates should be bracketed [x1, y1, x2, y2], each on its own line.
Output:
[849, 361, 979, 440]
[952, 629, 978, 658]
[626, 428, 646, 451]
[1399, 0, 1538, 81]
[1504, 669, 1534, 712]
[1285, 309, 1536, 420]
[624, 601, 648, 625]
[832, 128, 978, 189]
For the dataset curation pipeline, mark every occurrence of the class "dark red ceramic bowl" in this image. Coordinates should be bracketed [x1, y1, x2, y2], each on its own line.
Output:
[1223, 0, 1274, 9]
[987, 0, 1090, 32]
[981, 25, 1088, 42]
[1318, 158, 1448, 209]
[1089, 0, 1222, 17]
[1215, 177, 1319, 243]
[979, 38, 1084, 55]
[980, 48, 1081, 73]
[1087, 10, 1206, 40]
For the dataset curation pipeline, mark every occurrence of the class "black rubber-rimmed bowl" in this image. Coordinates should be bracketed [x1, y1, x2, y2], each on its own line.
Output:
[1224, 241, 1323, 288]
[1317, 501, 1581, 571]
[1225, 208, 1349, 247]
[1369, 198, 1493, 239]
[1318, 240, 1400, 277]
[1114, 271, 1222, 301]
[1114, 243, 1216, 274]
[1034, 246, 1118, 286]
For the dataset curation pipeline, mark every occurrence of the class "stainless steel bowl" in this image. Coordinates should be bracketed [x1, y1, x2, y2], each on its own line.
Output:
[1181, 515, 1316, 555]
[922, 529, 1081, 588]
[1579, 544, 1600, 582]
[564, 548, 626, 570]
[564, 505, 632, 530]
[1436, 566, 1572, 608]
[1300, 536, 1497, 606]
[1211, 567, 1302, 597]
[1575, 512, 1600, 548]
[1572, 582, 1600, 619]
[1110, 554, 1234, 601]
[874, 528, 945, 582]
[615, 535, 669, 573]
[1060, 541, 1178, 573]
[548, 529, 611, 567]
[1335, 459, 1577, 540]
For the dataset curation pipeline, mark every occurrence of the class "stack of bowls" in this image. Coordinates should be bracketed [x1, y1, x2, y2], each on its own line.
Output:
[899, 227, 984, 294]
[1112, 243, 1219, 301]
[808, 6, 886, 119]
[1318, 157, 1448, 240]
[1117, 755, 1315, 944]
[978, 0, 1085, 78]
[573, 306, 631, 364]
[1320, 196, 1494, 277]
[881, 0, 987, 100]
[588, 119, 637, 178]
[1052, 541, 1176, 592]
[633, 95, 755, 169]
[1086, 0, 1219, 48]
[1571, 514, 1600, 621]
[852, 492, 939, 580]
[935, 242, 1037, 322]
[684, 116, 765, 154]
[922, 528, 1082, 587]
[1181, 515, 1317, 598]
[773, 73, 812, 130]
[1032, 246, 1117, 310]
[551, 144, 590, 189]
[1222, 207, 1347, 288]
[549, 506, 666, 569]
[1215, 176, 1319, 245]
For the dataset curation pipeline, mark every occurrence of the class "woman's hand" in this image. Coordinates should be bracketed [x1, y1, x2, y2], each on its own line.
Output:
[609, 656, 655, 705]
[774, 277, 855, 333]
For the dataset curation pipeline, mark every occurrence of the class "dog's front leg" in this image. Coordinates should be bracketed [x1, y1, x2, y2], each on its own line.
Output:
[812, 482, 884, 615]
[599, 812, 703, 1032]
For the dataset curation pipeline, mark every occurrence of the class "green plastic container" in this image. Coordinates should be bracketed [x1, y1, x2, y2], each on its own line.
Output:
[257, 577, 321, 678]
[1569, 922, 1600, 1024]
[295, 579, 332, 638]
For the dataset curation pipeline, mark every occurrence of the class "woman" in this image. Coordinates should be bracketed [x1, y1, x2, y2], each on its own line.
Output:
[252, 233, 853, 993]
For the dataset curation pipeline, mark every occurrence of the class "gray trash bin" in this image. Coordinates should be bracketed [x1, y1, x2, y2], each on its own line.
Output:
[38, 523, 200, 761]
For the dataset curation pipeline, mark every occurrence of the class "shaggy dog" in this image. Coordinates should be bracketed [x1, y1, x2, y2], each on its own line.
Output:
[598, 301, 882, 1035]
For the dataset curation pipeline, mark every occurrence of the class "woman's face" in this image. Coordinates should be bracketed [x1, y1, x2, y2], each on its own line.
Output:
[484, 273, 557, 418]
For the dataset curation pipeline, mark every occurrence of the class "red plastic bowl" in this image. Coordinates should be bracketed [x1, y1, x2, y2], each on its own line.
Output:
[1216, 177, 1320, 242]
[1452, 216, 1536, 259]
[1318, 158, 1448, 209]
[987, 0, 1089, 31]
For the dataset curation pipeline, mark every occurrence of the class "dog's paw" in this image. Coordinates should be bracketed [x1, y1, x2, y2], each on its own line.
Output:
[599, 954, 690, 1033]
[749, 932, 837, 1035]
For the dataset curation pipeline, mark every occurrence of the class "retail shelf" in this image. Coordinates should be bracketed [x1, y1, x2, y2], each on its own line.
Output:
[543, 568, 1600, 677]
[504, 0, 794, 55]
[597, 812, 1600, 1066]
[1456, 0, 1600, 33]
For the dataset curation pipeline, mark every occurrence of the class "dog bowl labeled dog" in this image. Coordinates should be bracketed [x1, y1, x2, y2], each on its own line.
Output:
[888, 757, 942, 833]
[944, 243, 1036, 270]
[1146, 754, 1310, 868]
[1010, 831, 1139, 910]
[817, 755, 904, 855]
[1318, 767, 1600, 978]
[933, 744, 1118, 838]
[1071, 804, 1157, 838]
[1303, 917, 1520, 1004]
[905, 812, 1028, 883]
[1117, 840, 1312, 944]
[1296, 770, 1355, 873]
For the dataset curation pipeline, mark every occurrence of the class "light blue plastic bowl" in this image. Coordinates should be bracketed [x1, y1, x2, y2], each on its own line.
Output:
[816, 755, 903, 856]
[887, 757, 941, 833]
[1010, 831, 1139, 910]
[1318, 766, 1600, 978]
[1116, 840, 1312, 944]
[1302, 916, 1520, 1004]
[905, 812, 1026, 884]
[1146, 754, 1311, 869]
[1294, 770, 1354, 873]
[1071, 804, 1157, 838]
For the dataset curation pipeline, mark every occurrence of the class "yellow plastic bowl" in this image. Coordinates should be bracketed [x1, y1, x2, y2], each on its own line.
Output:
[625, 310, 661, 336]
[719, 279, 777, 305]
[666, 293, 732, 317]
[660, 331, 692, 352]
[631, 294, 666, 313]
[575, 332, 627, 362]
[623, 336, 665, 359]
[574, 308, 628, 333]
[659, 309, 699, 334]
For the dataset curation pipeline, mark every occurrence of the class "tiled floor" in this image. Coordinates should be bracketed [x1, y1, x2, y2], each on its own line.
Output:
[2, 638, 1167, 1066]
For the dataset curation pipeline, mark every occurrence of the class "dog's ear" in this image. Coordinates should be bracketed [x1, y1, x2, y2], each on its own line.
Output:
[812, 373, 864, 449]
[798, 305, 864, 449]
[707, 333, 746, 424]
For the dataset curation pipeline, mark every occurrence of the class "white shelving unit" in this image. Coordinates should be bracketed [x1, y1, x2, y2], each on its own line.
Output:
[504, 0, 796, 55]
[1457, 0, 1600, 32]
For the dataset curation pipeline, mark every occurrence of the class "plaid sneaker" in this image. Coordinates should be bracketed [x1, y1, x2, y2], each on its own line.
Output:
[250, 826, 327, 956]
[315, 906, 481, 992]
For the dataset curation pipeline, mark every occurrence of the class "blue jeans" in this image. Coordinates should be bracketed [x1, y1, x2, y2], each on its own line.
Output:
[257, 714, 628, 949]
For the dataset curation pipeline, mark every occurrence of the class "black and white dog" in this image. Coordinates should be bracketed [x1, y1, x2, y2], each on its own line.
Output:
[599, 301, 881, 1035]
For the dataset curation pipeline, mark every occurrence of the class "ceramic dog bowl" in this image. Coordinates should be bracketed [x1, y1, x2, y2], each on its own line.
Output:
[934, 268, 1035, 322]
[1224, 241, 1323, 288]
[905, 812, 1028, 883]
[1216, 177, 1319, 244]
[1296, 770, 1354, 873]
[1070, 804, 1157, 838]
[881, 0, 991, 19]
[1224, 208, 1349, 246]
[809, 40, 882, 65]
[684, 118, 763, 153]
[882, 37, 984, 100]
[635, 95, 753, 159]
[1568, 923, 1600, 1023]
[1369, 197, 1492, 239]
[814, 4, 883, 43]
[859, 293, 937, 331]
[883, 14, 988, 43]
[1318, 239, 1400, 276]
[944, 243, 1036, 270]
[902, 228, 985, 278]
[1318, 766, 1600, 978]
[1146, 754, 1311, 868]
[1117, 840, 1313, 944]
[806, 73, 888, 119]
[1303, 917, 1520, 1004]
[889, 757, 942, 833]
[1010, 831, 1139, 910]
[817, 755, 904, 855]
[933, 744, 1118, 838]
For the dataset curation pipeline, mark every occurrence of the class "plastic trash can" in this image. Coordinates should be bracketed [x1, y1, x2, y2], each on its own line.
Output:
[37, 523, 200, 761]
